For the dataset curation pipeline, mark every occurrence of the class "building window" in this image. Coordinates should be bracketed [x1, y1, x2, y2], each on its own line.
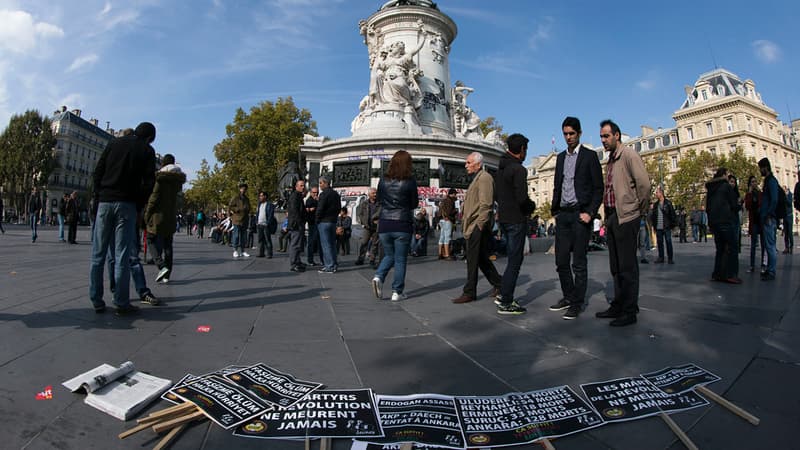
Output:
[758, 121, 764, 135]
[746, 116, 752, 131]
[726, 118, 734, 132]
[671, 155, 678, 169]
[648, 138, 656, 149]
[701, 90, 708, 101]
[717, 85, 725, 96]
[706, 122, 713, 136]
[663, 135, 671, 146]
[634, 142, 641, 152]
[709, 147, 716, 157]
[687, 127, 694, 140]
[730, 144, 737, 153]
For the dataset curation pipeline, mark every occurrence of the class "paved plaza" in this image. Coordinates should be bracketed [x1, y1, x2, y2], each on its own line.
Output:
[0, 224, 797, 449]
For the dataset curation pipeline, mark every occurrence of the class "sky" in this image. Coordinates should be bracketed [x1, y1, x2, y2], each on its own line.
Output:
[1, 0, 798, 182]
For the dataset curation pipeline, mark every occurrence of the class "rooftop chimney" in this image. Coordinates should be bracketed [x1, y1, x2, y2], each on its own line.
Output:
[89, 118, 99, 126]
[71, 109, 81, 117]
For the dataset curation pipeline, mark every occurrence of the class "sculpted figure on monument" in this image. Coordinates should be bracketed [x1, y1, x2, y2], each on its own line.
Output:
[368, 23, 427, 109]
[380, 0, 438, 9]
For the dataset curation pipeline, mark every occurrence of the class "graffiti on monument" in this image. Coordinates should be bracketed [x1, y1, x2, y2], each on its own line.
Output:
[421, 78, 449, 116]
[333, 161, 371, 187]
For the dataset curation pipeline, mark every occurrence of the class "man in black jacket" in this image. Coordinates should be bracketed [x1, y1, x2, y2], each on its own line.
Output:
[494, 133, 536, 315]
[29, 186, 42, 243]
[548, 117, 603, 320]
[287, 179, 307, 272]
[316, 175, 341, 273]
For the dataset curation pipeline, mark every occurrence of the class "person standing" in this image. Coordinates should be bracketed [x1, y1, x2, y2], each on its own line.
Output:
[66, 191, 79, 244]
[783, 185, 793, 254]
[410, 209, 430, 257]
[677, 207, 688, 243]
[256, 191, 276, 258]
[438, 188, 457, 260]
[316, 175, 341, 274]
[356, 188, 381, 266]
[144, 154, 186, 283]
[495, 133, 537, 315]
[305, 186, 321, 266]
[451, 152, 504, 308]
[28, 186, 42, 243]
[196, 209, 206, 239]
[89, 121, 157, 315]
[595, 120, 650, 327]
[287, 179, 307, 272]
[690, 208, 701, 243]
[0, 195, 5, 234]
[745, 175, 765, 273]
[706, 168, 741, 284]
[699, 206, 708, 242]
[758, 158, 779, 281]
[371, 150, 418, 301]
[336, 207, 352, 256]
[228, 182, 251, 259]
[649, 186, 677, 264]
[278, 211, 290, 252]
[58, 194, 68, 242]
[548, 117, 603, 319]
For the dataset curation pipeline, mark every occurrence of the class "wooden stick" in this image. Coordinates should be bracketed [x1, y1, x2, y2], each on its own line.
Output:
[659, 413, 699, 450]
[118, 421, 154, 439]
[697, 385, 760, 426]
[152, 410, 206, 434]
[137, 406, 197, 425]
[320, 437, 332, 450]
[153, 423, 187, 450]
[399, 443, 413, 450]
[305, 437, 311, 450]
[140, 402, 196, 422]
[540, 438, 556, 450]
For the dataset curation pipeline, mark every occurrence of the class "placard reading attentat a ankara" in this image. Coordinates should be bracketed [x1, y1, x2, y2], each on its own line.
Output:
[233, 389, 384, 439]
[580, 376, 708, 423]
[225, 363, 323, 408]
[173, 374, 272, 429]
[641, 363, 721, 395]
[367, 394, 465, 449]
[455, 386, 603, 448]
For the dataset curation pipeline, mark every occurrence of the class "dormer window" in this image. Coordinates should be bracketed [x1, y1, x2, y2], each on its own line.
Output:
[717, 85, 725, 96]
[701, 90, 708, 101]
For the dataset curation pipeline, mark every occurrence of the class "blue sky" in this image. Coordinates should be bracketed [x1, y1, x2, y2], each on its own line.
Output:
[1, 0, 798, 181]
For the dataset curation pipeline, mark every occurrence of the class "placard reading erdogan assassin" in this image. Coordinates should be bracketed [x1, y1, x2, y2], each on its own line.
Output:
[225, 363, 324, 408]
[641, 363, 721, 395]
[367, 394, 466, 449]
[173, 374, 273, 429]
[454, 386, 603, 448]
[233, 389, 384, 439]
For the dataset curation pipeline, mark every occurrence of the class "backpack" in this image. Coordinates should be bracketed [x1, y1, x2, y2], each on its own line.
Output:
[196, 211, 205, 223]
[775, 183, 787, 219]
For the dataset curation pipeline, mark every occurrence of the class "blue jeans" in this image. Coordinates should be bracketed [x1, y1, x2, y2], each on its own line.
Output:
[317, 222, 338, 270]
[58, 214, 65, 241]
[411, 234, 427, 255]
[30, 214, 39, 240]
[375, 232, 411, 294]
[499, 222, 527, 302]
[762, 217, 777, 276]
[89, 202, 137, 308]
[692, 224, 699, 242]
[107, 229, 153, 298]
[232, 224, 246, 252]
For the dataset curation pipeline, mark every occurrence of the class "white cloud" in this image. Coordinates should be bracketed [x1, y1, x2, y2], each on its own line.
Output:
[528, 16, 554, 50]
[66, 53, 98, 73]
[0, 9, 64, 53]
[752, 40, 781, 63]
[635, 70, 660, 91]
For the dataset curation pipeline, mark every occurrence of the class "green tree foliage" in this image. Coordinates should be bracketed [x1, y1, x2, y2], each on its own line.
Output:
[213, 97, 316, 208]
[184, 159, 227, 212]
[479, 116, 508, 142]
[0, 110, 57, 212]
[535, 200, 552, 222]
[716, 147, 760, 198]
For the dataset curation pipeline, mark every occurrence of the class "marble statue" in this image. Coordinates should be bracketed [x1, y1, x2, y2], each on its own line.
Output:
[368, 24, 427, 109]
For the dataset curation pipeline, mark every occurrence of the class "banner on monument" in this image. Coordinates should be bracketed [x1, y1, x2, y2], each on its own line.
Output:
[366, 393, 465, 449]
[454, 386, 604, 448]
[233, 389, 384, 439]
[173, 374, 273, 429]
[225, 363, 324, 409]
[641, 363, 721, 395]
[580, 376, 709, 423]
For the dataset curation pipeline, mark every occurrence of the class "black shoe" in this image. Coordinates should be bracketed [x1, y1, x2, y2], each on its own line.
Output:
[290, 265, 305, 272]
[610, 314, 637, 327]
[115, 304, 140, 316]
[654, 258, 664, 263]
[640, 259, 649, 264]
[761, 273, 775, 281]
[563, 306, 581, 320]
[549, 299, 571, 311]
[267, 255, 272, 259]
[595, 307, 622, 319]
[94, 305, 106, 314]
[668, 260, 674, 264]
[354, 259, 364, 266]
[140, 293, 161, 306]
[257, 254, 265, 258]
[308, 261, 320, 267]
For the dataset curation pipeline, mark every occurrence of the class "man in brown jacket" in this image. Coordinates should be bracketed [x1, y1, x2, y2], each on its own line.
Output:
[229, 182, 251, 259]
[452, 152, 503, 306]
[596, 120, 651, 326]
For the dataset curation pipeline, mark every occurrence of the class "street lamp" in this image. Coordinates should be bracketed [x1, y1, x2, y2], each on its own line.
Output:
[657, 155, 665, 188]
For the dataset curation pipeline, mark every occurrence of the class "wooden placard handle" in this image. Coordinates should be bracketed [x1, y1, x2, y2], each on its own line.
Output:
[139, 402, 196, 423]
[399, 443, 413, 450]
[659, 413, 699, 450]
[540, 437, 556, 450]
[152, 410, 206, 434]
[118, 421, 153, 440]
[153, 423, 187, 450]
[696, 385, 760, 426]
[320, 437, 332, 450]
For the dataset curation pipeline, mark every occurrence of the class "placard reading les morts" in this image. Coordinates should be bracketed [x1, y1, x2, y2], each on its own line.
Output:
[173, 374, 272, 429]
[455, 386, 603, 448]
[367, 394, 466, 449]
[641, 363, 721, 395]
[580, 377, 709, 423]
[233, 389, 384, 439]
[225, 363, 324, 408]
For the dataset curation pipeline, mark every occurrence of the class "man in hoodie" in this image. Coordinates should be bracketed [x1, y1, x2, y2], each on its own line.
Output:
[494, 133, 536, 315]
[229, 182, 251, 259]
[145, 154, 186, 283]
[89, 121, 156, 315]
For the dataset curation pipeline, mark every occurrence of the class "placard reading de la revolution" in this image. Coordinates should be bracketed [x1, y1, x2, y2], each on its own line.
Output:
[225, 363, 323, 409]
[366, 394, 466, 449]
[641, 363, 721, 395]
[173, 374, 273, 429]
[580, 376, 709, 423]
[233, 389, 384, 439]
[454, 386, 603, 448]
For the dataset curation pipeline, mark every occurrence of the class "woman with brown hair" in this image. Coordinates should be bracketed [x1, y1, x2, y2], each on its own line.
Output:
[371, 150, 419, 301]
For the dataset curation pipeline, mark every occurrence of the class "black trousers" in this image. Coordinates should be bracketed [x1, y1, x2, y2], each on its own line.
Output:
[462, 225, 501, 298]
[606, 212, 640, 315]
[257, 225, 273, 257]
[357, 227, 379, 263]
[147, 233, 174, 276]
[555, 211, 591, 307]
[67, 220, 78, 243]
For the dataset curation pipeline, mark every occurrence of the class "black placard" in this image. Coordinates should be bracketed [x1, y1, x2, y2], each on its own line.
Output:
[225, 363, 323, 409]
[173, 374, 273, 429]
[233, 389, 384, 439]
[367, 394, 465, 449]
[162, 365, 250, 404]
[641, 363, 721, 395]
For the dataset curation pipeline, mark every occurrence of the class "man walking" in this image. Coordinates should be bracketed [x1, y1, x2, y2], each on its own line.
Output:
[548, 117, 603, 320]
[316, 175, 341, 273]
[649, 186, 677, 264]
[144, 154, 186, 283]
[229, 182, 251, 258]
[759, 158, 779, 281]
[451, 152, 505, 309]
[305, 185, 321, 266]
[495, 133, 537, 315]
[356, 188, 381, 266]
[89, 121, 156, 315]
[256, 191, 276, 258]
[596, 120, 650, 327]
[29, 186, 42, 243]
[287, 179, 307, 272]
[66, 191, 79, 244]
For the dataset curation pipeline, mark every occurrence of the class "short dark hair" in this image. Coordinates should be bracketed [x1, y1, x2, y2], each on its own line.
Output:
[258, 190, 267, 197]
[758, 157, 771, 170]
[340, 207, 348, 213]
[562, 116, 581, 133]
[600, 119, 621, 137]
[713, 167, 728, 178]
[747, 175, 757, 185]
[506, 133, 529, 155]
[239, 182, 248, 189]
[161, 154, 175, 165]
[448, 188, 457, 196]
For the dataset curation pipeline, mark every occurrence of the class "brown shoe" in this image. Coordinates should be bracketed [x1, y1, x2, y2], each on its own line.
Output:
[451, 295, 475, 304]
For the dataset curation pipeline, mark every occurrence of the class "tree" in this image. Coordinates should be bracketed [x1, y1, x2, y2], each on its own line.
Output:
[668, 149, 716, 211]
[213, 97, 316, 209]
[0, 110, 57, 214]
[479, 116, 508, 142]
[717, 147, 760, 198]
[184, 159, 227, 212]
[535, 200, 553, 222]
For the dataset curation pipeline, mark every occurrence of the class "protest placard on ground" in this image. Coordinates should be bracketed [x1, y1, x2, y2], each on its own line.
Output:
[641, 363, 721, 395]
[366, 393, 465, 449]
[173, 374, 273, 429]
[225, 363, 323, 408]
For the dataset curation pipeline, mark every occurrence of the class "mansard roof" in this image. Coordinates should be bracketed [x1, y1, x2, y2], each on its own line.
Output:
[679, 68, 763, 110]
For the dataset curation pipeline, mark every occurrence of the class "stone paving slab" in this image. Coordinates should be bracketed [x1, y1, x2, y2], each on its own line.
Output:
[0, 224, 797, 449]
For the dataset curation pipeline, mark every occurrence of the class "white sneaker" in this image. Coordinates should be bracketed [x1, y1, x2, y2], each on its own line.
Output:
[161, 278, 169, 284]
[233, 251, 240, 258]
[156, 267, 169, 282]
[371, 277, 382, 299]
[242, 252, 251, 258]
[391, 292, 407, 302]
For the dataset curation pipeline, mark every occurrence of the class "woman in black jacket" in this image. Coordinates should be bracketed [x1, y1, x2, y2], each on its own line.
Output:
[706, 168, 741, 283]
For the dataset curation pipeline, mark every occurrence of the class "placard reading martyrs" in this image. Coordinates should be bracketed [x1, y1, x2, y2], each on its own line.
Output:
[641, 363, 721, 395]
[580, 377, 709, 423]
[225, 363, 323, 408]
[174, 375, 272, 429]
[233, 389, 383, 439]
[367, 394, 465, 449]
[454, 386, 603, 448]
